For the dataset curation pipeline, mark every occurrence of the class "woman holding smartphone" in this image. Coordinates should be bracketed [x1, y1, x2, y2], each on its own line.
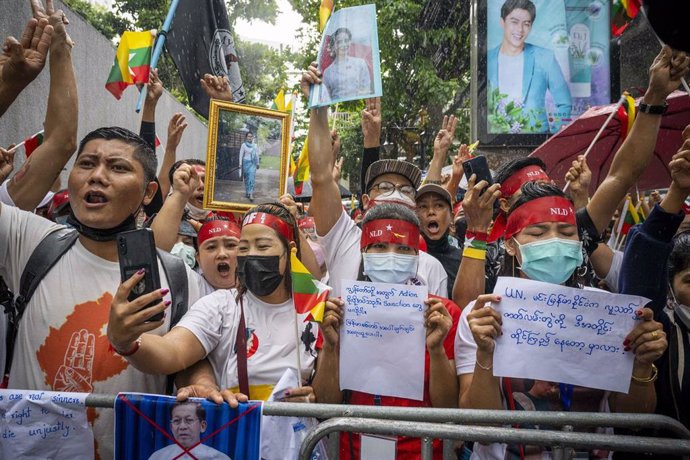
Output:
[107, 202, 319, 403]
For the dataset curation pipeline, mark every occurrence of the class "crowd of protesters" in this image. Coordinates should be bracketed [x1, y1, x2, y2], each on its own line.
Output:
[2, 1, 690, 459]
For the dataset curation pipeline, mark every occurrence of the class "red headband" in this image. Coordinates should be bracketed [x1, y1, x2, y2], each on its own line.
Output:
[360, 219, 420, 250]
[198, 220, 240, 246]
[242, 212, 295, 242]
[500, 165, 550, 198]
[504, 196, 576, 240]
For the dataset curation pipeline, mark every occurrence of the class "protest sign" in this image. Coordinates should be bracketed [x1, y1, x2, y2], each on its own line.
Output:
[340, 279, 427, 400]
[492, 277, 649, 393]
[309, 4, 383, 107]
[0, 389, 93, 459]
[115, 393, 262, 460]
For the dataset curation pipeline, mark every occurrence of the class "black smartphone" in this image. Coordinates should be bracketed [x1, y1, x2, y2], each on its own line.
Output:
[463, 156, 494, 193]
[117, 228, 163, 321]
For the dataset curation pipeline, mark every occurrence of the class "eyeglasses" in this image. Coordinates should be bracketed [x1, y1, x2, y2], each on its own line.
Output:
[172, 417, 199, 426]
[369, 181, 417, 199]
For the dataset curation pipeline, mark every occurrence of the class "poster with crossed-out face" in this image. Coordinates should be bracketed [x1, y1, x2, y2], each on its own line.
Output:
[115, 393, 262, 460]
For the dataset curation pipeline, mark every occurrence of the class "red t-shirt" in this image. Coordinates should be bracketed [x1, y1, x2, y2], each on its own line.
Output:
[339, 295, 462, 459]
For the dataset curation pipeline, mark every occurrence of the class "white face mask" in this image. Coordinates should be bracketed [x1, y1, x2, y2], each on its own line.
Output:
[369, 190, 416, 209]
[171, 242, 197, 268]
[186, 202, 208, 221]
[362, 252, 418, 285]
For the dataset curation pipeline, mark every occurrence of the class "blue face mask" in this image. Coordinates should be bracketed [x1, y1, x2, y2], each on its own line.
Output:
[514, 237, 583, 285]
[362, 253, 418, 285]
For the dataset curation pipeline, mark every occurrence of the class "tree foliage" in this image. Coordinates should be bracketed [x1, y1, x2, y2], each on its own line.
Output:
[288, 0, 471, 191]
[64, 0, 289, 115]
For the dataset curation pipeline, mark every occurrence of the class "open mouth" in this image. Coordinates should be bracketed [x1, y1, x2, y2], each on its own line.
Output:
[217, 262, 231, 275]
[427, 220, 440, 235]
[85, 191, 108, 204]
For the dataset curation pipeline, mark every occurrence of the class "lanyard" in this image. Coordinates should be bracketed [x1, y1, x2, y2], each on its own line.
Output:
[559, 383, 574, 411]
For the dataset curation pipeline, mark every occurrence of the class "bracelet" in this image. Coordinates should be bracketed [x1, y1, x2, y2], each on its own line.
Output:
[112, 337, 142, 357]
[463, 247, 487, 260]
[476, 358, 493, 371]
[423, 178, 444, 185]
[638, 102, 668, 115]
[631, 363, 658, 384]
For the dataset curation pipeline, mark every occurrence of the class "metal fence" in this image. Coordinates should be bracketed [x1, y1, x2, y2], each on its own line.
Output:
[85, 394, 690, 460]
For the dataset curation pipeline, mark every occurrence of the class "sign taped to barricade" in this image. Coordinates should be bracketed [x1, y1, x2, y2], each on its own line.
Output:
[114, 393, 262, 460]
[492, 277, 649, 393]
[0, 389, 93, 459]
[340, 279, 427, 400]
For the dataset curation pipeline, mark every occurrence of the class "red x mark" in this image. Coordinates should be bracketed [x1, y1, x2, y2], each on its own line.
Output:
[118, 394, 262, 460]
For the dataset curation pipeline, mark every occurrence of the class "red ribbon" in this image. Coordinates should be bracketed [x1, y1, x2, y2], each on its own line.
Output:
[242, 211, 295, 242]
[500, 165, 550, 198]
[198, 220, 241, 246]
[504, 196, 576, 240]
[360, 219, 420, 250]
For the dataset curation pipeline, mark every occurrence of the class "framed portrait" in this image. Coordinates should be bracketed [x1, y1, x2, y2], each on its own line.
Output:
[204, 100, 290, 212]
[309, 4, 383, 107]
[472, 0, 620, 147]
[114, 393, 262, 460]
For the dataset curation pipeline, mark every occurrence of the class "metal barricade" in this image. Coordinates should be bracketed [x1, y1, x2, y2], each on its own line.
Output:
[85, 394, 690, 460]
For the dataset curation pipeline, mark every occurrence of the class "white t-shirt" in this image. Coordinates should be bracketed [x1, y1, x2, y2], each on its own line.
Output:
[0, 204, 205, 459]
[454, 301, 611, 460]
[603, 249, 623, 293]
[498, 51, 524, 103]
[148, 442, 231, 460]
[176, 290, 319, 402]
[319, 209, 448, 297]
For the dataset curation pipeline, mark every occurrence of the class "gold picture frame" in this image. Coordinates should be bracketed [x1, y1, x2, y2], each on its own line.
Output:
[204, 100, 290, 213]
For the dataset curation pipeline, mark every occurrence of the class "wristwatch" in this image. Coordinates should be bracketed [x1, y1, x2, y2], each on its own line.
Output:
[638, 101, 668, 115]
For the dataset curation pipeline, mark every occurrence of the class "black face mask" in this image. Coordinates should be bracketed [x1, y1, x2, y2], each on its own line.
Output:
[455, 218, 468, 247]
[66, 211, 137, 242]
[237, 255, 284, 297]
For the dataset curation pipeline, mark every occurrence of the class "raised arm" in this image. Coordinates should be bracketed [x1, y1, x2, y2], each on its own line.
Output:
[360, 97, 381, 193]
[425, 115, 457, 184]
[151, 163, 198, 252]
[302, 63, 342, 236]
[586, 46, 690, 234]
[158, 113, 188, 199]
[0, 1, 55, 116]
[8, 4, 77, 210]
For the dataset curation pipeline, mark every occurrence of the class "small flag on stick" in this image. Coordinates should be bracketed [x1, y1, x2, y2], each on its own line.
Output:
[105, 31, 154, 100]
[319, 0, 334, 32]
[291, 248, 330, 322]
[23, 130, 44, 158]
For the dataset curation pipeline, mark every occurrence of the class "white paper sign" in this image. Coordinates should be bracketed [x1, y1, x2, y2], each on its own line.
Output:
[492, 277, 649, 393]
[0, 389, 93, 459]
[340, 279, 427, 400]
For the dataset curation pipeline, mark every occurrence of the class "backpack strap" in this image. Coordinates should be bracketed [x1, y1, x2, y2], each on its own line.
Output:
[156, 249, 189, 328]
[5, 229, 78, 379]
[157, 249, 190, 395]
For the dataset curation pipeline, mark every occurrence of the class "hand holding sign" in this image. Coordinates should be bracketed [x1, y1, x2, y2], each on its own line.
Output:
[467, 293, 503, 354]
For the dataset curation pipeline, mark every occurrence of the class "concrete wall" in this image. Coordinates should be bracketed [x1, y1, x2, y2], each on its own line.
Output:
[0, 0, 208, 184]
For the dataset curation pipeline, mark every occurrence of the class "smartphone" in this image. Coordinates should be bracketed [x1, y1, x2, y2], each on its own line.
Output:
[463, 156, 494, 193]
[117, 228, 163, 321]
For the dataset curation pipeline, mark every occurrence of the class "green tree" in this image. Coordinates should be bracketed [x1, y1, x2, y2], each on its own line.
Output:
[64, 0, 289, 114]
[288, 0, 471, 191]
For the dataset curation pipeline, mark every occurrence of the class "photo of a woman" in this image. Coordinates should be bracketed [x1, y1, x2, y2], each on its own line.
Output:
[323, 27, 373, 101]
[238, 132, 260, 201]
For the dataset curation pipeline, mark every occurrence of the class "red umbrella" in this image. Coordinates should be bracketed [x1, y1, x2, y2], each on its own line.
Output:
[530, 90, 690, 192]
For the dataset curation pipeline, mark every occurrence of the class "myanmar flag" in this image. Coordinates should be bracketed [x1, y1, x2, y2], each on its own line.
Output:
[105, 31, 154, 100]
[617, 92, 636, 140]
[621, 200, 641, 235]
[294, 139, 310, 195]
[319, 0, 334, 32]
[291, 248, 330, 322]
[612, 0, 641, 36]
[24, 130, 44, 158]
[289, 152, 297, 177]
[272, 89, 286, 112]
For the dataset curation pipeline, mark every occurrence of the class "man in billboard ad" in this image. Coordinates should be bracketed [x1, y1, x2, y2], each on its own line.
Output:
[486, 0, 610, 135]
